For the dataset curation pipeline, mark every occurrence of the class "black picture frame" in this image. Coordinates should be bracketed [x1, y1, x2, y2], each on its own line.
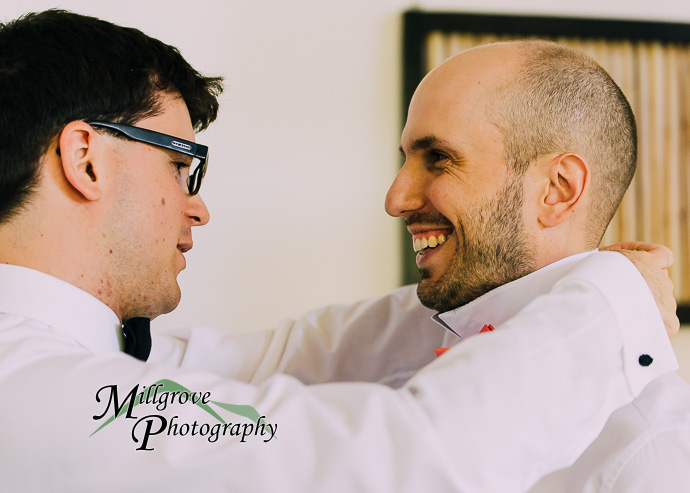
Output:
[400, 10, 690, 324]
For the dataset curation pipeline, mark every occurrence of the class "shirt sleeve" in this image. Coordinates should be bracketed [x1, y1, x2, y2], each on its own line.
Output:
[151, 284, 446, 387]
[606, 430, 690, 493]
[4, 251, 677, 492]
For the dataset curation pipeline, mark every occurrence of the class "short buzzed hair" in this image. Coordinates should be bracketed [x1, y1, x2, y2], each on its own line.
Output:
[488, 40, 637, 246]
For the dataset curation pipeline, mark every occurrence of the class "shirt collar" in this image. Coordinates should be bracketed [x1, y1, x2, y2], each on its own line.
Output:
[0, 264, 122, 354]
[433, 250, 596, 340]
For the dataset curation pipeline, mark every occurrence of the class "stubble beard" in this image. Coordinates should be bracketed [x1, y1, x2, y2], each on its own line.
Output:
[416, 173, 537, 313]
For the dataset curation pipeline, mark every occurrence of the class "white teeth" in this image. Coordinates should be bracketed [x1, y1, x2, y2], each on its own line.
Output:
[413, 234, 448, 253]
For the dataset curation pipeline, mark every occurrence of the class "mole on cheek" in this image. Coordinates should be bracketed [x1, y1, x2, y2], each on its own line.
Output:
[161, 198, 166, 206]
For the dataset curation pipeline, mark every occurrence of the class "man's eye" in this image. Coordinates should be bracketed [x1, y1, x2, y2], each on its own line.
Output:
[172, 162, 189, 175]
[429, 151, 450, 165]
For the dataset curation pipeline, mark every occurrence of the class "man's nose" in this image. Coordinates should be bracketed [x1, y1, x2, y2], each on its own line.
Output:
[385, 162, 425, 219]
[187, 193, 210, 226]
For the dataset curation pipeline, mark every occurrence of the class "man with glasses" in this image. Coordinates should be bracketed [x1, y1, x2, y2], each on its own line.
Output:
[0, 9, 680, 492]
[87, 121, 209, 195]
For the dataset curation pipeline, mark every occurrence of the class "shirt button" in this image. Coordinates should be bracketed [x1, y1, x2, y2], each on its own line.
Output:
[638, 354, 653, 367]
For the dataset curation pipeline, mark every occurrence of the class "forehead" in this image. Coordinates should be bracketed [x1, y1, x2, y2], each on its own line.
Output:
[401, 46, 519, 155]
[136, 93, 196, 142]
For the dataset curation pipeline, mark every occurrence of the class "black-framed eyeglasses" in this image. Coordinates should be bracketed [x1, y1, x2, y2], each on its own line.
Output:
[87, 121, 208, 195]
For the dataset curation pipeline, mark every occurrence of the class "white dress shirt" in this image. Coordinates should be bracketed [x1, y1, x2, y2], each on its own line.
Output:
[530, 372, 690, 492]
[430, 252, 690, 492]
[0, 252, 678, 492]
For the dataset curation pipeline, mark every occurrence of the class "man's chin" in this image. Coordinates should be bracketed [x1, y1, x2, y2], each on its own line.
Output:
[150, 286, 182, 320]
[416, 270, 479, 313]
[417, 276, 451, 312]
[165, 288, 182, 315]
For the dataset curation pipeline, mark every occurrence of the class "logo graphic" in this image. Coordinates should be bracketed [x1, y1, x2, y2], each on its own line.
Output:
[91, 379, 277, 450]
[171, 141, 193, 151]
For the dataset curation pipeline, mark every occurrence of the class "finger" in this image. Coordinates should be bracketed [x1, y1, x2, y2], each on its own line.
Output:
[600, 241, 644, 251]
[602, 242, 674, 268]
[643, 244, 674, 269]
[601, 241, 657, 252]
[664, 317, 680, 339]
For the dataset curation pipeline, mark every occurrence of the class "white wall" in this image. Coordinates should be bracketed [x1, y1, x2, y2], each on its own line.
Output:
[2, 0, 689, 377]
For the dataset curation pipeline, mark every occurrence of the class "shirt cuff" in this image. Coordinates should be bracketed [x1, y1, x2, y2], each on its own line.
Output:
[558, 251, 678, 396]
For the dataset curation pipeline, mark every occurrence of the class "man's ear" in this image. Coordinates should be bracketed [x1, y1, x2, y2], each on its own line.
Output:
[538, 153, 589, 228]
[57, 121, 104, 201]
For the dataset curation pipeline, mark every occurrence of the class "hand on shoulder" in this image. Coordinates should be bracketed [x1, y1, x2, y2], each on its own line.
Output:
[601, 242, 680, 338]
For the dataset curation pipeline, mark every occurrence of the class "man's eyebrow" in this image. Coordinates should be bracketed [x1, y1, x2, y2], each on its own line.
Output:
[400, 135, 456, 154]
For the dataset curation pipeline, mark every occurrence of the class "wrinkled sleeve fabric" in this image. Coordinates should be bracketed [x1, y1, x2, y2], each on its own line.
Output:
[0, 252, 677, 492]
[606, 430, 690, 493]
[529, 372, 690, 493]
[151, 284, 445, 387]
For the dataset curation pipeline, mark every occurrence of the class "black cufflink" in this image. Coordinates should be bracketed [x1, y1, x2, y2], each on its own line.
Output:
[638, 354, 653, 367]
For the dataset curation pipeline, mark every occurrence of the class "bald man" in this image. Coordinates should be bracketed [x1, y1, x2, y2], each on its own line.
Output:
[385, 40, 690, 492]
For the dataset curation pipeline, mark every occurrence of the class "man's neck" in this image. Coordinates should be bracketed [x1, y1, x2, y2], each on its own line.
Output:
[433, 251, 597, 340]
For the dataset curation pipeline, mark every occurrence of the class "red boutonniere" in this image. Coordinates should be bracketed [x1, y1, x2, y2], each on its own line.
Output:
[434, 324, 495, 357]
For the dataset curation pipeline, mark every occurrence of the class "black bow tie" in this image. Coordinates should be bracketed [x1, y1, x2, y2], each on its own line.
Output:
[122, 317, 151, 361]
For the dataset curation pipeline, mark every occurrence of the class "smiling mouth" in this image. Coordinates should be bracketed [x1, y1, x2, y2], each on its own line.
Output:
[412, 230, 453, 255]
